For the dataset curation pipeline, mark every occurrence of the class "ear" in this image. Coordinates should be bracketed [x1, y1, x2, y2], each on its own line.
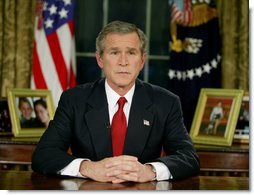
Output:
[139, 52, 147, 70]
[96, 52, 103, 69]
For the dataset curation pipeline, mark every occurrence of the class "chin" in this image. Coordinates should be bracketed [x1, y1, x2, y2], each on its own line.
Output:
[111, 75, 135, 88]
[115, 80, 133, 88]
[116, 82, 130, 88]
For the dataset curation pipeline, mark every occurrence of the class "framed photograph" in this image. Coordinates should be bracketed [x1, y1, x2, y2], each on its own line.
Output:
[7, 88, 55, 138]
[233, 93, 249, 144]
[190, 88, 244, 146]
[0, 98, 12, 136]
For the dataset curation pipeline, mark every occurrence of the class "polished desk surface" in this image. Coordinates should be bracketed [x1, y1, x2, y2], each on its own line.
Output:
[0, 170, 249, 190]
[0, 137, 249, 162]
[0, 138, 249, 177]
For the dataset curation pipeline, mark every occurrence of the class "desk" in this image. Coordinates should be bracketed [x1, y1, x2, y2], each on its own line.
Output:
[0, 138, 249, 176]
[0, 170, 249, 190]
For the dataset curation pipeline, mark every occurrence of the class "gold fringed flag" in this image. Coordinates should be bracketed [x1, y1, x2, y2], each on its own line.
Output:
[167, 0, 222, 130]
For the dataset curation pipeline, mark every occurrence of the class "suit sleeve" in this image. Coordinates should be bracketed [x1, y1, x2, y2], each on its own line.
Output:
[32, 90, 76, 174]
[157, 96, 200, 179]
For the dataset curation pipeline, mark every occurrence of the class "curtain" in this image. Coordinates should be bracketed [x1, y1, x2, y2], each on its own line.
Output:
[0, 0, 249, 97]
[216, 0, 249, 91]
[0, 0, 35, 97]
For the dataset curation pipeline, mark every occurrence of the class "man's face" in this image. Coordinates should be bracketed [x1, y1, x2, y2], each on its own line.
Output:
[96, 32, 146, 93]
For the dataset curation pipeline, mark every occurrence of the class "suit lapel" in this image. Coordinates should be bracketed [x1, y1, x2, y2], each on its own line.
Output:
[124, 80, 154, 158]
[84, 79, 112, 160]
[85, 107, 112, 159]
[84, 79, 154, 159]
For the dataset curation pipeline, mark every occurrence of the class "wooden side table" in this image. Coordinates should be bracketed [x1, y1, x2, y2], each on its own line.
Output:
[0, 138, 38, 170]
[195, 143, 249, 177]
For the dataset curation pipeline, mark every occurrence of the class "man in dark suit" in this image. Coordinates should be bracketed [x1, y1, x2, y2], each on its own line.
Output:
[32, 20, 199, 183]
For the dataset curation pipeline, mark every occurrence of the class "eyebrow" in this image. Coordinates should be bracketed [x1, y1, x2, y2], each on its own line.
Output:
[127, 47, 138, 52]
[106, 47, 140, 54]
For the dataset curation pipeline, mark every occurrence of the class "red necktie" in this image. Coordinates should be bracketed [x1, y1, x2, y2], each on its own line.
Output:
[112, 97, 127, 156]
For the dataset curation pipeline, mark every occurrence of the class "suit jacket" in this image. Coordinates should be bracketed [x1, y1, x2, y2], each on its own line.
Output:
[32, 78, 199, 180]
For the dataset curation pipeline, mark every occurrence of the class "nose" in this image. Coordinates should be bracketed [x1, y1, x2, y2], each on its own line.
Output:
[119, 53, 128, 66]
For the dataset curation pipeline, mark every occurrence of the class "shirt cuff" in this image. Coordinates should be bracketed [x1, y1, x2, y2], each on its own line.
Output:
[58, 158, 89, 178]
[146, 162, 173, 181]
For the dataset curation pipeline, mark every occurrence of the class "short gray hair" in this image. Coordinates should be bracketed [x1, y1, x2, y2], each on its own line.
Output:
[96, 21, 147, 56]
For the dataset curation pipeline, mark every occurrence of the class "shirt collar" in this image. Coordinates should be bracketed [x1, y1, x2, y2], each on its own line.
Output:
[105, 79, 135, 108]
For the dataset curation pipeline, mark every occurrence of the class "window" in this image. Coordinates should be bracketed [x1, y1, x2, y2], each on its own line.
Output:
[75, 0, 170, 87]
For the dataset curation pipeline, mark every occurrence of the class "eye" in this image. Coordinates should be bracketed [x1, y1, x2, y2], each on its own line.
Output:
[110, 51, 118, 55]
[129, 51, 136, 55]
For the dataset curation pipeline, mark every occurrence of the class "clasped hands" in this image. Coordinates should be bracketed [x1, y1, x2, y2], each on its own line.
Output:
[79, 155, 156, 183]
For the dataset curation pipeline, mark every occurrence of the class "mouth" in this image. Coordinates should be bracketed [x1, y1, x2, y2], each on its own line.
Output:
[116, 71, 131, 75]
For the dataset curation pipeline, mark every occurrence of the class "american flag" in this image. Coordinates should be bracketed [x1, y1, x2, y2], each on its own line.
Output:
[31, 0, 76, 106]
[169, 0, 192, 26]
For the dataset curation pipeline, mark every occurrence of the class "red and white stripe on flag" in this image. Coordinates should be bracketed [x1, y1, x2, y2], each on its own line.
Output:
[169, 0, 192, 25]
[31, 0, 76, 106]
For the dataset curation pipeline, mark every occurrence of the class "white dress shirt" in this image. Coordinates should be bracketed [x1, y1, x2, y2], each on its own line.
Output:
[59, 80, 172, 180]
